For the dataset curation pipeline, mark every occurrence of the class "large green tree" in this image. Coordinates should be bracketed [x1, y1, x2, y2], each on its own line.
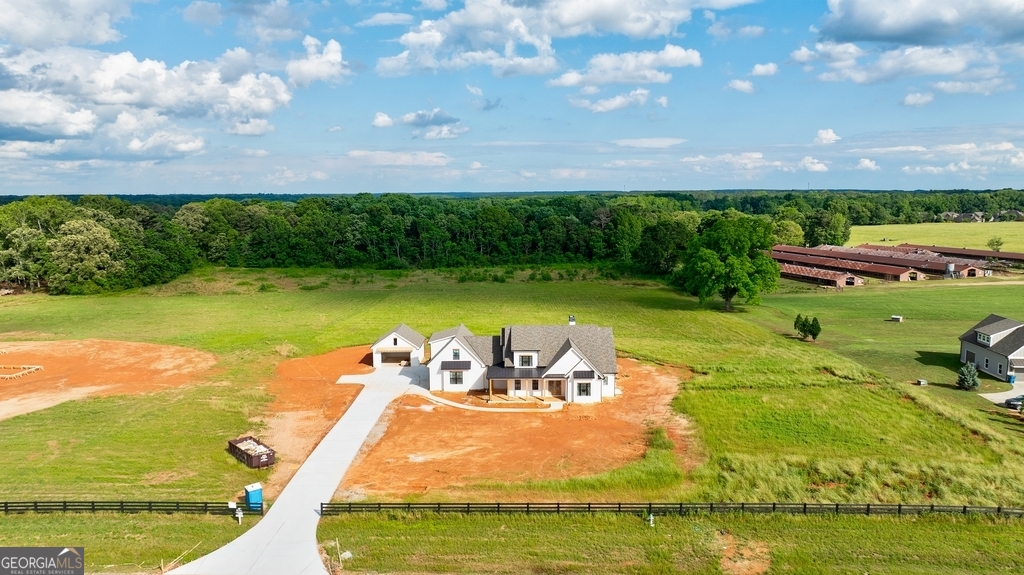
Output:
[673, 216, 780, 311]
[634, 212, 699, 274]
[45, 219, 124, 294]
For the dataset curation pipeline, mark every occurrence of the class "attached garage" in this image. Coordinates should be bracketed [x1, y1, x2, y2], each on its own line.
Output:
[371, 324, 426, 367]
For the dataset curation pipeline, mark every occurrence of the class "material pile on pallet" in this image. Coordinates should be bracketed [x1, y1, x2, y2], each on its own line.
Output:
[228, 436, 276, 468]
[0, 365, 43, 380]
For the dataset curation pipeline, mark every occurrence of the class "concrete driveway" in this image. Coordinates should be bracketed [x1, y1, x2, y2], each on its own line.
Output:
[171, 365, 421, 575]
[979, 380, 1024, 406]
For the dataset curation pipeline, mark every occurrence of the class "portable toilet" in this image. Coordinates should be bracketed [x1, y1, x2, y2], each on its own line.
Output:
[1009, 374, 1017, 384]
[244, 482, 263, 511]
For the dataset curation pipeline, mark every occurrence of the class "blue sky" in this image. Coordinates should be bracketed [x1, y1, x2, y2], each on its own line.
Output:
[1, 0, 1024, 194]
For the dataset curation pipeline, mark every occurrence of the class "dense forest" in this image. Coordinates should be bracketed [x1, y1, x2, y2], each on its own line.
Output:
[1, 189, 1022, 294]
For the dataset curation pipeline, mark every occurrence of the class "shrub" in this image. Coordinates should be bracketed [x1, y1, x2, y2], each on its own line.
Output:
[956, 363, 981, 391]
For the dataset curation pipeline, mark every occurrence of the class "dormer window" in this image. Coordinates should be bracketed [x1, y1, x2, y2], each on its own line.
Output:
[453, 349, 460, 360]
[519, 354, 533, 367]
[393, 337, 398, 346]
[977, 333, 991, 345]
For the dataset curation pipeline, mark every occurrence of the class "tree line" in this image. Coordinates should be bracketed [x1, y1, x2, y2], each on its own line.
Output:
[1, 189, 1022, 295]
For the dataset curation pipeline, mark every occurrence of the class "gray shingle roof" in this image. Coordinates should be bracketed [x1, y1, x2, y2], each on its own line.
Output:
[429, 324, 474, 342]
[960, 314, 1024, 357]
[976, 317, 1024, 336]
[502, 324, 617, 374]
[467, 335, 502, 365]
[374, 323, 425, 347]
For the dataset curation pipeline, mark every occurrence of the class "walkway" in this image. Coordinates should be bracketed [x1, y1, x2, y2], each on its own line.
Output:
[171, 365, 419, 575]
[405, 385, 564, 412]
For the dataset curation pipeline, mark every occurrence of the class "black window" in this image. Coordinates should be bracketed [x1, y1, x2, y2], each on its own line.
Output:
[393, 337, 397, 346]
[450, 372, 463, 385]
[519, 355, 533, 367]
[532, 380, 539, 391]
[999, 364, 1003, 375]
[514, 380, 521, 391]
[577, 382, 591, 396]
[453, 349, 460, 360]
[985, 358, 990, 369]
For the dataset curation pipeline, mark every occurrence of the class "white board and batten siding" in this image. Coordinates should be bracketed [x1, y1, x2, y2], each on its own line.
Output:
[427, 336, 488, 392]
[371, 331, 425, 367]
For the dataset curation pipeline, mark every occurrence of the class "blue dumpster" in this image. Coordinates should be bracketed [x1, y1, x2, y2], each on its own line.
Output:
[244, 482, 263, 511]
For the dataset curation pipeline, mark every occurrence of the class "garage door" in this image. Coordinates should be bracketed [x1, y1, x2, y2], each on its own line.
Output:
[380, 351, 411, 364]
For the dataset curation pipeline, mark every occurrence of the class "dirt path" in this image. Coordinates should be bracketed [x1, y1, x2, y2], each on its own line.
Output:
[717, 531, 771, 575]
[258, 346, 372, 498]
[339, 357, 691, 498]
[0, 339, 217, 422]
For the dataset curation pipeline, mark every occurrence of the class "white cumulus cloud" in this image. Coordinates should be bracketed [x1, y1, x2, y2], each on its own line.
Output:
[902, 92, 934, 106]
[0, 0, 136, 48]
[751, 62, 778, 76]
[357, 13, 414, 26]
[727, 79, 754, 93]
[799, 156, 829, 172]
[227, 118, 274, 136]
[286, 36, 349, 87]
[466, 84, 484, 96]
[856, 158, 880, 170]
[548, 44, 701, 87]
[183, 1, 223, 27]
[822, 0, 1024, 44]
[374, 0, 755, 77]
[815, 128, 841, 144]
[372, 112, 394, 127]
[570, 88, 649, 113]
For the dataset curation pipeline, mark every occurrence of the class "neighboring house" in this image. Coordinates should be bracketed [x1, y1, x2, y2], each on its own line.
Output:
[371, 324, 426, 367]
[959, 314, 1024, 383]
[995, 210, 1024, 222]
[953, 212, 988, 223]
[424, 317, 618, 404]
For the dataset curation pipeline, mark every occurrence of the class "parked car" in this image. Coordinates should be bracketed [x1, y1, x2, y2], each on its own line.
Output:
[1004, 395, 1024, 410]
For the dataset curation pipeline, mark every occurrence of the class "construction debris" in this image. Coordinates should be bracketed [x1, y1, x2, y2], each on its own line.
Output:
[0, 365, 43, 380]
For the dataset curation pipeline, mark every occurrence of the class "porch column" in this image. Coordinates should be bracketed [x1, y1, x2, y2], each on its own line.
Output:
[488, 379, 493, 402]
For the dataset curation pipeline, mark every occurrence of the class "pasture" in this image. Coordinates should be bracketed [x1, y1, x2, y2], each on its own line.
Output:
[316, 512, 1024, 574]
[848, 221, 1024, 251]
[2, 267, 1024, 570]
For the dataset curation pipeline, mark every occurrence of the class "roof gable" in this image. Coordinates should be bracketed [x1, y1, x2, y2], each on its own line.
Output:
[503, 324, 617, 374]
[429, 324, 474, 342]
[373, 323, 425, 348]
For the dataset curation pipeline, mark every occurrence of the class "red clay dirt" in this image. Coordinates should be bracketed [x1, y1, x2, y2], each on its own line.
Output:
[258, 346, 371, 498]
[0, 339, 217, 422]
[339, 357, 691, 498]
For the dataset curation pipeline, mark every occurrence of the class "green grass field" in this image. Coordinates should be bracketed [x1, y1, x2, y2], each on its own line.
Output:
[3, 267, 1024, 571]
[848, 221, 1024, 251]
[316, 512, 1024, 574]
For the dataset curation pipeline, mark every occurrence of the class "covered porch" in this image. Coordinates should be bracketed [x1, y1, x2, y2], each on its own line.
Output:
[485, 375, 566, 403]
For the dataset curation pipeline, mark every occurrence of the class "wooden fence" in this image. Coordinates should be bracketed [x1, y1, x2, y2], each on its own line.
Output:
[0, 501, 263, 516]
[320, 501, 1024, 518]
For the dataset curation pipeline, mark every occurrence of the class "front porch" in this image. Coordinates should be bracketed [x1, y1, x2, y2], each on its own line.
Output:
[486, 377, 567, 403]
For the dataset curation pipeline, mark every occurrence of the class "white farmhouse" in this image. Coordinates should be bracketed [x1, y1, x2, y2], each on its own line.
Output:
[371, 324, 426, 367]
[425, 317, 618, 404]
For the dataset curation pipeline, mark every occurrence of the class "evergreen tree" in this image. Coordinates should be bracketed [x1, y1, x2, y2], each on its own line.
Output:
[794, 313, 804, 335]
[809, 317, 822, 340]
[956, 363, 981, 391]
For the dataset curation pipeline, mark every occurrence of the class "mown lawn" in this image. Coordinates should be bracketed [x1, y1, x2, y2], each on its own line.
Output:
[316, 512, 1024, 574]
[848, 221, 1024, 251]
[0, 512, 259, 572]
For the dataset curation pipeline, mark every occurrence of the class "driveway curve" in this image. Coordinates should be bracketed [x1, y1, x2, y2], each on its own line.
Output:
[171, 365, 419, 575]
